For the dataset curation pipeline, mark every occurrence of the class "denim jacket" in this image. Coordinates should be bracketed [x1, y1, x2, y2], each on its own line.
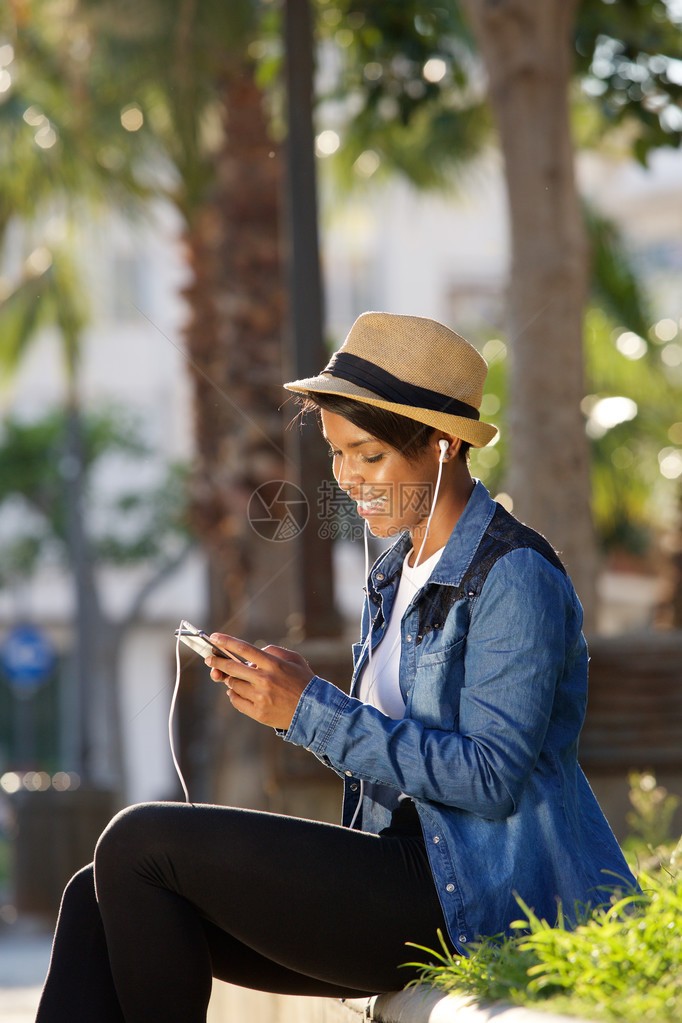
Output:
[284, 481, 636, 952]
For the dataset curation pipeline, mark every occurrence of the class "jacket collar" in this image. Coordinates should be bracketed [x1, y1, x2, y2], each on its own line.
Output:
[369, 480, 496, 593]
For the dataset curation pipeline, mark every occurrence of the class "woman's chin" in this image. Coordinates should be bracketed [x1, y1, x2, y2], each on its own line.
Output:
[365, 519, 405, 539]
[362, 518, 388, 538]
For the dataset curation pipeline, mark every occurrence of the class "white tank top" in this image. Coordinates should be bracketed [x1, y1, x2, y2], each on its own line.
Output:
[357, 545, 444, 718]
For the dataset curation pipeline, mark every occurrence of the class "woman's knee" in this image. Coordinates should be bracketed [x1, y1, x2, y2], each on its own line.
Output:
[60, 863, 96, 912]
[94, 802, 166, 885]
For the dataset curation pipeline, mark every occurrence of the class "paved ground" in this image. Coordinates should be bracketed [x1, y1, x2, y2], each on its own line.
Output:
[0, 916, 53, 1023]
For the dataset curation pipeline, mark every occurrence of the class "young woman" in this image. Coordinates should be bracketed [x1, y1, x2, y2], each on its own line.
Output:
[36, 312, 635, 1023]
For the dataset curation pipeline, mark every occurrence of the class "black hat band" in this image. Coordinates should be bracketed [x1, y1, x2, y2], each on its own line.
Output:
[324, 351, 480, 421]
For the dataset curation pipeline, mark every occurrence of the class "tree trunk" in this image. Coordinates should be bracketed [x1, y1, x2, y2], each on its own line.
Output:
[460, 0, 596, 628]
[184, 63, 291, 639]
[182, 62, 296, 803]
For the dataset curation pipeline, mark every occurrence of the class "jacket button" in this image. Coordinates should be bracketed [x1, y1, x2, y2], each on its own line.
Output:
[406, 634, 412, 642]
[446, 883, 455, 892]
[345, 770, 353, 777]
[459, 935, 468, 943]
[433, 835, 440, 844]
[350, 783, 358, 792]
[376, 573, 384, 581]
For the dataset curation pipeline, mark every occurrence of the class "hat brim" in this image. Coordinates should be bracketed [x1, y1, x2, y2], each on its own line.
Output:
[284, 374, 498, 448]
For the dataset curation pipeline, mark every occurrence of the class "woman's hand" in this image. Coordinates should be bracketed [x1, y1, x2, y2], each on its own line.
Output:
[205, 634, 315, 731]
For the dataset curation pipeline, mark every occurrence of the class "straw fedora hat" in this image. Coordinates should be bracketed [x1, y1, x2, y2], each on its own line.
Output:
[284, 311, 498, 448]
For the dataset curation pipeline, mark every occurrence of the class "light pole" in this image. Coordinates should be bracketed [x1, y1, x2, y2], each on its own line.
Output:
[284, 0, 341, 638]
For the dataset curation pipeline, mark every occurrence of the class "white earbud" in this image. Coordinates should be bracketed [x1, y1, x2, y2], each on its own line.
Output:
[438, 439, 449, 462]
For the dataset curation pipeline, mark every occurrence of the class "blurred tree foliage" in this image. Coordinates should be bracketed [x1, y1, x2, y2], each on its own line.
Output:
[0, 407, 191, 586]
[66, 0, 259, 213]
[585, 307, 681, 556]
[0, 2, 153, 239]
[300, 0, 682, 185]
[468, 297, 682, 559]
[310, 1, 489, 189]
[573, 0, 682, 161]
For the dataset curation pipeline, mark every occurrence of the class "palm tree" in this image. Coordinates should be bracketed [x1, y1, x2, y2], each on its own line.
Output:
[68, 0, 340, 629]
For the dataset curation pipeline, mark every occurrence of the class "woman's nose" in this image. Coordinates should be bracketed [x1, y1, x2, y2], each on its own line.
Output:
[337, 465, 364, 493]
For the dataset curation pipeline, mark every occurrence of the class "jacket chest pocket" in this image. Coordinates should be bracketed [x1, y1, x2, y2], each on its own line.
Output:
[408, 634, 466, 730]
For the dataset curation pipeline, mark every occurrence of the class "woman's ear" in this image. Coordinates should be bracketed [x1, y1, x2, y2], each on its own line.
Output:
[436, 435, 461, 462]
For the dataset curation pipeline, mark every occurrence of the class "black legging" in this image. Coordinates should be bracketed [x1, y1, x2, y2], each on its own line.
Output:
[36, 800, 450, 1023]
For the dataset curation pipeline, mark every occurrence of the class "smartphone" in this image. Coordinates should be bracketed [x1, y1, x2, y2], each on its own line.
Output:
[174, 622, 251, 665]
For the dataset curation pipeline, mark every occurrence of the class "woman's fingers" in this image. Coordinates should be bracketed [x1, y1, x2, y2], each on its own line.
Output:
[205, 634, 259, 683]
[202, 634, 314, 730]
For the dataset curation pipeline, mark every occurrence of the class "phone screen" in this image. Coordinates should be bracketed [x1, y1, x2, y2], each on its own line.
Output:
[174, 624, 250, 665]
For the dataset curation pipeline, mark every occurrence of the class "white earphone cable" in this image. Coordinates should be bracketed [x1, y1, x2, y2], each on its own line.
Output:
[413, 443, 447, 569]
[349, 443, 448, 831]
[170, 622, 191, 804]
[364, 517, 373, 669]
[349, 519, 375, 830]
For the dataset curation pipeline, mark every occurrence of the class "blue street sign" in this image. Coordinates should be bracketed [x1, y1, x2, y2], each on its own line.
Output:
[0, 624, 57, 693]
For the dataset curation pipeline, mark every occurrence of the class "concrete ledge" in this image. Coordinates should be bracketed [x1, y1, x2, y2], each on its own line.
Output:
[207, 982, 596, 1023]
[361, 987, 597, 1023]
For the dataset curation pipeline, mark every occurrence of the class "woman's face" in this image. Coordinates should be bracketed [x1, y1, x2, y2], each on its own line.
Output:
[320, 408, 441, 540]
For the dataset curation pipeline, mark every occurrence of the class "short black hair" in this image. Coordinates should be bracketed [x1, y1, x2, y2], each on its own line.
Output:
[295, 392, 470, 463]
